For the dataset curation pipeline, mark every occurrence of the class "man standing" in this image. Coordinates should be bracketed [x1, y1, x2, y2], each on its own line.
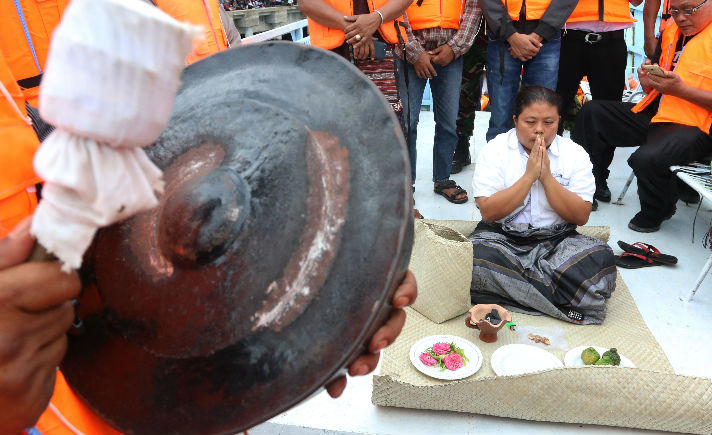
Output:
[482, 0, 577, 142]
[556, 0, 641, 204]
[572, 0, 712, 232]
[396, 0, 481, 204]
[451, 30, 488, 174]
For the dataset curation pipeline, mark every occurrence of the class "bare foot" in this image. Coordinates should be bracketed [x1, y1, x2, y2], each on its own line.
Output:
[414, 209, 424, 219]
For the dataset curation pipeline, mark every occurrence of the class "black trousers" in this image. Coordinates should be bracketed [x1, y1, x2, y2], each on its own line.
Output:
[572, 100, 712, 220]
[557, 29, 628, 131]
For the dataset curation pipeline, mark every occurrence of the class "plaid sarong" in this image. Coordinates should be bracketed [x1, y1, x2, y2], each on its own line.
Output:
[469, 221, 617, 325]
[353, 47, 404, 127]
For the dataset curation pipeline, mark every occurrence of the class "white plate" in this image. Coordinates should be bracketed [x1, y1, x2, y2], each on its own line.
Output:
[490, 344, 563, 376]
[564, 346, 636, 368]
[409, 335, 483, 380]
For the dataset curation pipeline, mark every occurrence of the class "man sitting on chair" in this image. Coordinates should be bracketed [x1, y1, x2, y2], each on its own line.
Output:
[571, 0, 712, 233]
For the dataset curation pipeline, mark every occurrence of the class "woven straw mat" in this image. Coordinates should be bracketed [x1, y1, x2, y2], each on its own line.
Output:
[373, 221, 712, 434]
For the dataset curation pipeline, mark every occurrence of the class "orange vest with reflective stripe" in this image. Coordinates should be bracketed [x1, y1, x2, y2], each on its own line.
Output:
[35, 371, 123, 435]
[632, 21, 712, 134]
[406, 0, 464, 31]
[307, 0, 407, 49]
[659, 0, 672, 33]
[566, 0, 635, 23]
[0, 0, 69, 106]
[0, 53, 40, 237]
[502, 0, 552, 21]
[155, 0, 229, 65]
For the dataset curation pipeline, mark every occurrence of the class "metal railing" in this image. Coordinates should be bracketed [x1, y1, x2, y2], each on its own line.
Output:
[243, 18, 309, 44]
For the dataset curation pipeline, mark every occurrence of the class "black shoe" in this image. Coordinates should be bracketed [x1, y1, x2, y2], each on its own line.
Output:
[679, 189, 701, 205]
[451, 157, 471, 174]
[451, 135, 472, 175]
[591, 198, 598, 211]
[594, 181, 611, 203]
[627, 207, 676, 233]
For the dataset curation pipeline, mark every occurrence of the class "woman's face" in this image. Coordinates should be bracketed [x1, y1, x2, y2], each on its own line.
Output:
[513, 101, 560, 153]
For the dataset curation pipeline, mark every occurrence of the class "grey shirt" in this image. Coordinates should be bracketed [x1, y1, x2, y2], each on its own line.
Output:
[481, 0, 577, 41]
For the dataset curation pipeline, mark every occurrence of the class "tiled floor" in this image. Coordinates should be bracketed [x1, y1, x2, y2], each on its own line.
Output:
[251, 111, 712, 435]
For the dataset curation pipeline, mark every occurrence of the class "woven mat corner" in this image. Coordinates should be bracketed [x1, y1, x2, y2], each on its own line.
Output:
[373, 222, 712, 434]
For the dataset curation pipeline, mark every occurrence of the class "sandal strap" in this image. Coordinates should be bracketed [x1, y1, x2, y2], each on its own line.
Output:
[617, 251, 654, 263]
[434, 180, 457, 191]
[632, 242, 661, 256]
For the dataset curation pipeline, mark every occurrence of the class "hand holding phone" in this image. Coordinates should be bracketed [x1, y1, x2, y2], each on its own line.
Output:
[642, 64, 666, 77]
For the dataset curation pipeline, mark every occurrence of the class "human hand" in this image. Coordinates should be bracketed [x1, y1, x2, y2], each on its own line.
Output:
[413, 52, 437, 79]
[537, 135, 552, 182]
[506, 32, 541, 62]
[525, 138, 543, 183]
[353, 36, 375, 60]
[637, 59, 655, 92]
[645, 70, 684, 96]
[644, 34, 658, 59]
[429, 44, 455, 66]
[325, 270, 417, 398]
[344, 13, 381, 47]
[0, 218, 81, 434]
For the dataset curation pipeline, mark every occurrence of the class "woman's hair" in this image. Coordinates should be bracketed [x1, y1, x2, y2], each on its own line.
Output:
[513, 86, 562, 118]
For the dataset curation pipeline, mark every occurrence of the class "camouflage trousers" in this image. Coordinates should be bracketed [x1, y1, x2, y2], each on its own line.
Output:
[456, 32, 488, 138]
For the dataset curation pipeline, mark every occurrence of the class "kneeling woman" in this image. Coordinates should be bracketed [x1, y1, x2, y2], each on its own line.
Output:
[471, 86, 616, 325]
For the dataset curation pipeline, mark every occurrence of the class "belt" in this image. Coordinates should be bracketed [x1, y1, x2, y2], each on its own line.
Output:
[566, 29, 625, 44]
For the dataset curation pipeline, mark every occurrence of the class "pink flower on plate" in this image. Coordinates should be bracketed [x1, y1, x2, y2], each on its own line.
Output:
[443, 352, 464, 371]
[419, 352, 437, 366]
[432, 342, 451, 355]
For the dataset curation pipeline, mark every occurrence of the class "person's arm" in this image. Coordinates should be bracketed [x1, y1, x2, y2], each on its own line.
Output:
[0, 219, 81, 434]
[531, 0, 578, 41]
[326, 270, 417, 397]
[475, 142, 541, 222]
[481, 0, 517, 40]
[344, 0, 414, 46]
[445, 0, 482, 59]
[298, 0, 350, 30]
[475, 174, 535, 222]
[643, 0, 662, 58]
[646, 71, 712, 112]
[218, 4, 242, 46]
[403, 15, 426, 65]
[537, 143, 592, 226]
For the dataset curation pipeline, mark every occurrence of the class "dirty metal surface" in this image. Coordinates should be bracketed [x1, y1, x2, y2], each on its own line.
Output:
[62, 42, 413, 434]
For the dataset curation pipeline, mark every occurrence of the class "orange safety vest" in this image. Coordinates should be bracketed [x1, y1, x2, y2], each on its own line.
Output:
[307, 0, 407, 49]
[566, 0, 635, 23]
[0, 53, 40, 238]
[659, 0, 673, 33]
[501, 0, 552, 21]
[632, 21, 712, 134]
[34, 371, 123, 435]
[0, 0, 69, 106]
[155, 0, 229, 65]
[406, 0, 464, 31]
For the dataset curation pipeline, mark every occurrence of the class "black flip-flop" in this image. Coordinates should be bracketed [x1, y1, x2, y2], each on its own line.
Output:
[615, 251, 662, 269]
[617, 241, 678, 265]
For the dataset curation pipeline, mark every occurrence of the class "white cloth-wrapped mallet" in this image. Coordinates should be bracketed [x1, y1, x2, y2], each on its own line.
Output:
[31, 0, 200, 270]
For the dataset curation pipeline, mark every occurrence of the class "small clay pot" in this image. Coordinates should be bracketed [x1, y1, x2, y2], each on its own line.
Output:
[464, 304, 512, 343]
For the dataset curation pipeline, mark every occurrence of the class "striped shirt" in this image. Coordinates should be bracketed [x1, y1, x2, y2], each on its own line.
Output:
[397, 0, 483, 64]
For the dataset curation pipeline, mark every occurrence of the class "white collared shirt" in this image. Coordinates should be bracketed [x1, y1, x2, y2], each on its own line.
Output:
[472, 129, 595, 227]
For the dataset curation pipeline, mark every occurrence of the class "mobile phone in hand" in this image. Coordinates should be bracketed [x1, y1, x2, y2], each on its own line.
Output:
[642, 64, 666, 77]
[373, 40, 387, 60]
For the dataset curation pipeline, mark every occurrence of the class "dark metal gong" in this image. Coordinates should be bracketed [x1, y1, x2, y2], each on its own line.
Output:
[62, 42, 413, 434]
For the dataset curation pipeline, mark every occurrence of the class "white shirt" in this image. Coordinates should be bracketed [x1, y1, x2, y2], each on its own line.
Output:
[472, 129, 595, 227]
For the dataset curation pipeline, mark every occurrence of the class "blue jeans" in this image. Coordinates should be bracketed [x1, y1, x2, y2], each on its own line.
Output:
[485, 32, 561, 142]
[396, 55, 463, 184]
